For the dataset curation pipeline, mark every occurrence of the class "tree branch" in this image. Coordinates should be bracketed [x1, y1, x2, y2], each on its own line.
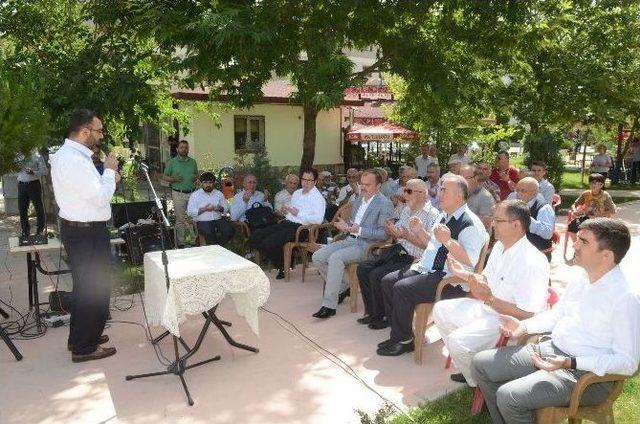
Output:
[349, 54, 391, 85]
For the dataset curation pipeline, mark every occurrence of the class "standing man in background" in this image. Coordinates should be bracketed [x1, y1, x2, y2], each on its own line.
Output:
[162, 140, 198, 247]
[415, 144, 438, 180]
[51, 109, 120, 363]
[491, 151, 520, 200]
[16, 149, 48, 237]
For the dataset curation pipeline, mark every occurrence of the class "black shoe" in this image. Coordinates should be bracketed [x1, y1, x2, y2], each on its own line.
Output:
[68, 334, 109, 351]
[312, 307, 336, 319]
[275, 269, 285, 279]
[450, 373, 467, 384]
[376, 340, 415, 356]
[368, 318, 389, 330]
[357, 315, 375, 325]
[337, 288, 350, 305]
[377, 338, 394, 348]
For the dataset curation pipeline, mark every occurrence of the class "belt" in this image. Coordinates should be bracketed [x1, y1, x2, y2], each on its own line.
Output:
[172, 188, 194, 194]
[60, 218, 108, 228]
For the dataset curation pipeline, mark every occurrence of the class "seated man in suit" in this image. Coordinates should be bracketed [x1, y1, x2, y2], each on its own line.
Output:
[311, 169, 394, 319]
[230, 173, 272, 222]
[356, 178, 439, 330]
[434, 199, 549, 386]
[472, 218, 639, 424]
[377, 175, 486, 356]
[187, 172, 235, 246]
[511, 177, 555, 261]
[249, 168, 325, 279]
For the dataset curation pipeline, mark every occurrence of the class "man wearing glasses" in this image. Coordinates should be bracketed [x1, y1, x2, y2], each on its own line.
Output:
[250, 168, 325, 279]
[433, 199, 549, 385]
[511, 177, 555, 261]
[51, 109, 120, 362]
[356, 179, 439, 330]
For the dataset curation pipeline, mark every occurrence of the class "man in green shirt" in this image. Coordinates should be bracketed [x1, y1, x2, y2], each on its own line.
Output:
[162, 140, 198, 246]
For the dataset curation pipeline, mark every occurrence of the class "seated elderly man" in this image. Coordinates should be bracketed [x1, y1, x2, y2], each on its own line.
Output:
[530, 161, 556, 205]
[392, 166, 418, 217]
[511, 177, 555, 261]
[472, 218, 639, 424]
[250, 169, 325, 279]
[460, 165, 495, 229]
[434, 199, 549, 386]
[311, 169, 394, 319]
[230, 173, 272, 222]
[356, 179, 439, 330]
[274, 173, 299, 218]
[336, 168, 360, 208]
[187, 172, 235, 246]
[377, 175, 486, 356]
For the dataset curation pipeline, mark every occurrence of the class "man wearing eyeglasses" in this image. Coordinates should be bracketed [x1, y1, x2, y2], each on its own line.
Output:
[249, 168, 325, 279]
[51, 109, 120, 363]
[433, 199, 549, 386]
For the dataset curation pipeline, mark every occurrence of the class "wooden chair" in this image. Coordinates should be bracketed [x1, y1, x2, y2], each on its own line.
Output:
[535, 368, 639, 424]
[412, 234, 491, 365]
[345, 237, 394, 313]
[283, 224, 320, 282]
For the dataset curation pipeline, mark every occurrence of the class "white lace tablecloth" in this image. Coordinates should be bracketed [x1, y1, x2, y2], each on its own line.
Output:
[144, 245, 270, 337]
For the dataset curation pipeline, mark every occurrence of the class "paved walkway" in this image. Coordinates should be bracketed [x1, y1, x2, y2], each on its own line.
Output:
[560, 188, 640, 198]
[1, 200, 638, 424]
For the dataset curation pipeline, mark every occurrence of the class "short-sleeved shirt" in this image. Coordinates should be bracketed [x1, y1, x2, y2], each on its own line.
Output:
[574, 190, 616, 217]
[164, 156, 197, 191]
[395, 202, 440, 258]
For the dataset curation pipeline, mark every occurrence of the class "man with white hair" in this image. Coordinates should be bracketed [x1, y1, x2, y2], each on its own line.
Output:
[513, 177, 555, 260]
[274, 173, 299, 217]
[336, 168, 360, 207]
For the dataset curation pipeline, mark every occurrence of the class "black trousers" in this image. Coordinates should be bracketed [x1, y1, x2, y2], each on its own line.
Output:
[356, 253, 415, 319]
[248, 220, 302, 270]
[381, 268, 466, 342]
[18, 180, 45, 235]
[197, 219, 235, 246]
[60, 222, 112, 355]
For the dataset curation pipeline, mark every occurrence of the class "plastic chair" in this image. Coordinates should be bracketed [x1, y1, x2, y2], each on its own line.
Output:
[413, 233, 491, 365]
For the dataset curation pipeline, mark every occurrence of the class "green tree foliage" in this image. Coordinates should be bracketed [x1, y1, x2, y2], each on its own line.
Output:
[0, 0, 180, 147]
[0, 48, 50, 175]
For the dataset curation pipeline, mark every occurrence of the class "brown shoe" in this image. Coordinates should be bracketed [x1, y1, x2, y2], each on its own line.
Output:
[68, 334, 109, 351]
[72, 346, 117, 363]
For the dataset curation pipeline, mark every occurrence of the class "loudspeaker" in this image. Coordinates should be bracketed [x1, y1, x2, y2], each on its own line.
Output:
[123, 223, 175, 265]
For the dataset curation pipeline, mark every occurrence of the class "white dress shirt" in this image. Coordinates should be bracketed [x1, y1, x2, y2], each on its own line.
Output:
[51, 138, 116, 222]
[415, 156, 438, 178]
[285, 187, 325, 225]
[483, 237, 549, 314]
[187, 188, 229, 221]
[274, 189, 293, 212]
[524, 266, 640, 376]
[229, 190, 271, 221]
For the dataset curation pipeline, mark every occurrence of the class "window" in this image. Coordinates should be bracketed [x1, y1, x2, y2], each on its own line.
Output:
[234, 115, 265, 152]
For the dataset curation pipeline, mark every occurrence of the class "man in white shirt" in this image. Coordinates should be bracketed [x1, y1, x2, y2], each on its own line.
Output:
[274, 173, 299, 217]
[229, 173, 272, 222]
[187, 172, 234, 246]
[449, 145, 470, 166]
[312, 169, 394, 319]
[249, 169, 325, 279]
[51, 109, 120, 363]
[415, 144, 438, 179]
[377, 175, 486, 356]
[472, 218, 640, 424]
[530, 161, 556, 205]
[16, 149, 48, 237]
[336, 168, 360, 207]
[434, 199, 549, 386]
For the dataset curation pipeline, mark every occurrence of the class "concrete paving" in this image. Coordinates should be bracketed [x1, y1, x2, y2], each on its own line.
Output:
[1, 201, 638, 424]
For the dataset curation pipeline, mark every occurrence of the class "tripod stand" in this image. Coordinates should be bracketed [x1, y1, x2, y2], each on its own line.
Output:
[125, 164, 258, 406]
[0, 305, 23, 361]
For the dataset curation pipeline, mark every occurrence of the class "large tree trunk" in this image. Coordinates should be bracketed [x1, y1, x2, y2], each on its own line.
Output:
[300, 103, 318, 171]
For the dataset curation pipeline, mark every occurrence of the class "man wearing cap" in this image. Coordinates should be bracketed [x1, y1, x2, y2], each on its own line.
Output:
[187, 172, 234, 246]
[162, 140, 198, 247]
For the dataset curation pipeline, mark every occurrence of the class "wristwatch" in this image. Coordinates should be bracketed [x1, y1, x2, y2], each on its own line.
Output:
[484, 295, 495, 308]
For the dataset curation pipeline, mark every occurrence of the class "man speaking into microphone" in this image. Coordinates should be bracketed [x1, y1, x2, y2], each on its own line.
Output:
[51, 109, 120, 362]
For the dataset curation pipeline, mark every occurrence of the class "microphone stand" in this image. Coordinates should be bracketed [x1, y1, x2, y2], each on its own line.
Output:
[125, 163, 221, 406]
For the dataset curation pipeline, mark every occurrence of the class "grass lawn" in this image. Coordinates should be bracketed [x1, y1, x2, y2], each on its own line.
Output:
[377, 373, 640, 424]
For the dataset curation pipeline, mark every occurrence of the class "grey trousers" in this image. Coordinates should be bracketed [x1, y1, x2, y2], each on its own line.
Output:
[312, 237, 368, 309]
[471, 339, 613, 424]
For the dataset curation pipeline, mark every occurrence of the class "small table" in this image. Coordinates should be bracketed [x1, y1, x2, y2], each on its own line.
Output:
[128, 244, 270, 405]
[8, 236, 125, 329]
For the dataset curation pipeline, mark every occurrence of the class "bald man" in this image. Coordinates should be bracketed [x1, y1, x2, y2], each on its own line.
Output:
[512, 177, 555, 261]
